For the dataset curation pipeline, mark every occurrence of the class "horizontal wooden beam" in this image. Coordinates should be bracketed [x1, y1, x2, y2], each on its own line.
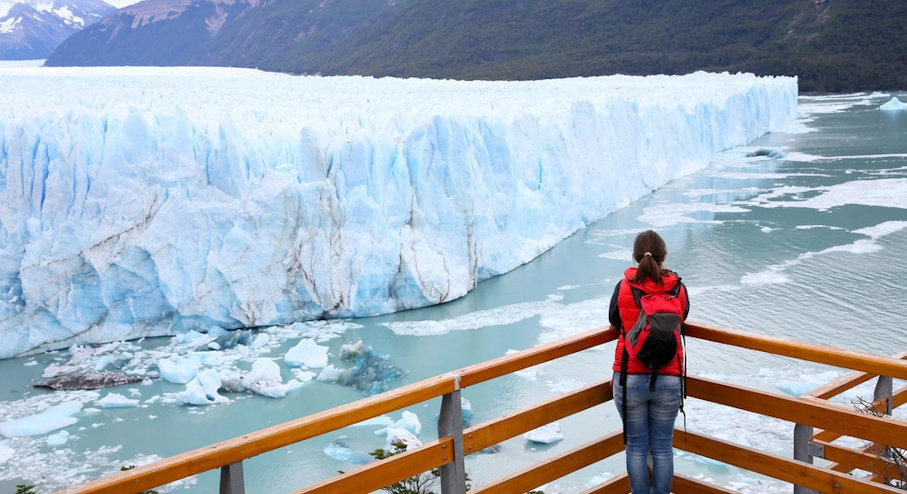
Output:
[579, 473, 630, 493]
[57, 375, 457, 494]
[684, 322, 907, 380]
[459, 326, 616, 388]
[463, 380, 612, 454]
[672, 472, 740, 493]
[814, 385, 907, 443]
[471, 431, 624, 494]
[687, 377, 907, 450]
[293, 437, 454, 494]
[814, 439, 901, 480]
[675, 429, 904, 493]
[805, 350, 907, 400]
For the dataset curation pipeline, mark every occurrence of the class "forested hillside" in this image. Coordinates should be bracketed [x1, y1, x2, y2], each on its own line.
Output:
[46, 0, 907, 93]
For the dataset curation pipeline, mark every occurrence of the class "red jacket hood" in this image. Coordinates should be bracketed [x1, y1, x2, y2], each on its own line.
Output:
[623, 267, 681, 293]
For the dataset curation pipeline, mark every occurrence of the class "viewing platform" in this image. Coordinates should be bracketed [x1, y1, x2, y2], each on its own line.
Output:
[57, 322, 907, 494]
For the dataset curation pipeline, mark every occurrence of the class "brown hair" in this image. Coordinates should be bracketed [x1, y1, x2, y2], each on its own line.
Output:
[632, 230, 667, 286]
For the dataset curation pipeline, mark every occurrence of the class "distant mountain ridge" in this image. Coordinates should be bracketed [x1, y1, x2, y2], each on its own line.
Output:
[0, 0, 113, 59]
[45, 0, 907, 93]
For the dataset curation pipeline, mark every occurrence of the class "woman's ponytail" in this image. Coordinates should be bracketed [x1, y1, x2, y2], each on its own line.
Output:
[632, 230, 667, 285]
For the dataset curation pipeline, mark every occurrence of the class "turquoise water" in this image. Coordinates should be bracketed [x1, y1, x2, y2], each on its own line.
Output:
[1, 92, 907, 493]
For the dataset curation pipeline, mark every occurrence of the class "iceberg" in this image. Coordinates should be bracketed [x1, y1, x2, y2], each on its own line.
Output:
[880, 97, 907, 110]
[175, 369, 229, 405]
[374, 410, 422, 437]
[96, 392, 140, 408]
[0, 401, 82, 438]
[284, 338, 329, 368]
[0, 67, 798, 358]
[524, 422, 564, 444]
[316, 343, 404, 395]
[158, 355, 201, 384]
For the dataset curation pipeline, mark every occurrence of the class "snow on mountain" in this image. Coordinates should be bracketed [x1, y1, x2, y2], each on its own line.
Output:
[0, 0, 114, 60]
[0, 67, 798, 358]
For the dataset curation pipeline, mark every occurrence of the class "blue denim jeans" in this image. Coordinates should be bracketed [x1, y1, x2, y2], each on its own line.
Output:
[613, 372, 682, 494]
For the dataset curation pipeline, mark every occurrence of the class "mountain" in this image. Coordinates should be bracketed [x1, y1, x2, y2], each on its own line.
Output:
[45, 0, 411, 68]
[0, 0, 114, 60]
[45, 0, 907, 93]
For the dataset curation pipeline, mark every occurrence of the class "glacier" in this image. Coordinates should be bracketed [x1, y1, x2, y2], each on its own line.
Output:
[0, 67, 797, 358]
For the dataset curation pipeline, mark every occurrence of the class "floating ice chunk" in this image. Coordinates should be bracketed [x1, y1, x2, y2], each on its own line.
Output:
[255, 380, 305, 399]
[0, 401, 82, 437]
[316, 346, 405, 396]
[461, 397, 474, 426]
[776, 381, 818, 397]
[375, 411, 422, 437]
[324, 440, 372, 464]
[284, 339, 329, 368]
[339, 341, 366, 360]
[159, 355, 201, 384]
[24, 360, 37, 366]
[250, 334, 270, 349]
[351, 416, 394, 427]
[384, 428, 422, 450]
[880, 97, 907, 111]
[47, 430, 70, 446]
[174, 330, 205, 344]
[524, 422, 564, 444]
[96, 393, 140, 408]
[0, 442, 13, 463]
[291, 369, 317, 382]
[176, 369, 229, 405]
[761, 227, 773, 233]
[244, 358, 282, 385]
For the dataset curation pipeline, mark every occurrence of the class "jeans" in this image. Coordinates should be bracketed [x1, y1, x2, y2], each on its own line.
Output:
[613, 372, 682, 494]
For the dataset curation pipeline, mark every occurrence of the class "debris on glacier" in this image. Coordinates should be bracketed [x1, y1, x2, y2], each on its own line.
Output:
[524, 422, 564, 444]
[284, 339, 329, 368]
[35, 371, 144, 391]
[316, 342, 405, 395]
[96, 393, 140, 408]
[0, 68, 797, 358]
[0, 402, 82, 438]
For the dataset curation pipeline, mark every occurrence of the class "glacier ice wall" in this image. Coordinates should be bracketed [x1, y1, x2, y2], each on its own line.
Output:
[0, 67, 798, 358]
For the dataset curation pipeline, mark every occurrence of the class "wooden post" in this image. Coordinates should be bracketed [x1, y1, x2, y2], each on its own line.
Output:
[219, 461, 245, 494]
[438, 377, 467, 494]
[874, 376, 893, 415]
[793, 424, 817, 494]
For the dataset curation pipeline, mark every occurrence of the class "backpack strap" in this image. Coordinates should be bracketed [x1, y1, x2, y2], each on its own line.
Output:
[620, 345, 629, 445]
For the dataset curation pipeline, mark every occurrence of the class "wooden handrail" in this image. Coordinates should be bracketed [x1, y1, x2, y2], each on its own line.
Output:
[685, 322, 907, 380]
[470, 431, 625, 494]
[294, 437, 454, 494]
[57, 375, 458, 494]
[804, 350, 907, 400]
[463, 380, 611, 454]
[458, 326, 616, 387]
[677, 429, 904, 493]
[688, 376, 907, 449]
[55, 321, 907, 494]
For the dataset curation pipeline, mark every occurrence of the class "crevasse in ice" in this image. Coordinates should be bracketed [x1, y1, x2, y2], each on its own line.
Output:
[0, 67, 798, 358]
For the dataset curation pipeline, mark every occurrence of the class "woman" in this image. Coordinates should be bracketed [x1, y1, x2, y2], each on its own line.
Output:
[609, 230, 689, 494]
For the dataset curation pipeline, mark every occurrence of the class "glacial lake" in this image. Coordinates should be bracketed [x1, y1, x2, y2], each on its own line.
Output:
[1, 91, 906, 493]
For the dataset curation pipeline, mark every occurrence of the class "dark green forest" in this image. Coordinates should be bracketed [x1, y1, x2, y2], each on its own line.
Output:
[47, 0, 907, 93]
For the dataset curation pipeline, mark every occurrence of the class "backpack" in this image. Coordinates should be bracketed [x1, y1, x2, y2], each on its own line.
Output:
[619, 281, 686, 443]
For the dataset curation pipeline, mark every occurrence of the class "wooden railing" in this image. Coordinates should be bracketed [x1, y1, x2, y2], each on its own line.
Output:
[56, 321, 907, 494]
